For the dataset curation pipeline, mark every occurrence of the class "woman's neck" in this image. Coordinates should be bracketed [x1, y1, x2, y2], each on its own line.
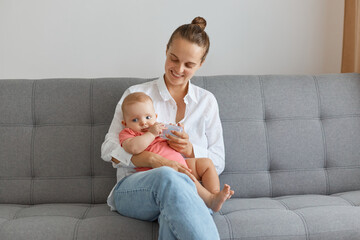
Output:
[170, 86, 187, 102]
[164, 80, 188, 123]
[165, 81, 188, 102]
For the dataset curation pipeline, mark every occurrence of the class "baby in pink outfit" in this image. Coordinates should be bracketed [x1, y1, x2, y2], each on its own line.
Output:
[119, 127, 187, 172]
[119, 92, 234, 212]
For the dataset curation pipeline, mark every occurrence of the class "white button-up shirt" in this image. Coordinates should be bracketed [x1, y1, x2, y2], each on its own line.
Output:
[101, 75, 225, 210]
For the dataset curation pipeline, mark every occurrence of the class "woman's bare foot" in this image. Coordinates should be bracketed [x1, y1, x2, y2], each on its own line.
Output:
[209, 184, 234, 212]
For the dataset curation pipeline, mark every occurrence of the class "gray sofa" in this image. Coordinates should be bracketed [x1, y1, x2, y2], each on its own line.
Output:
[1, 73, 360, 240]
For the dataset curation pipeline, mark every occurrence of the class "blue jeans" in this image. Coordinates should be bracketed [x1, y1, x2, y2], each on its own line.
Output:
[113, 166, 220, 240]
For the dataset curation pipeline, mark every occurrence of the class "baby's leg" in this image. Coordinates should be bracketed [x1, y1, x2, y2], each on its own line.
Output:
[186, 158, 234, 212]
[186, 158, 220, 193]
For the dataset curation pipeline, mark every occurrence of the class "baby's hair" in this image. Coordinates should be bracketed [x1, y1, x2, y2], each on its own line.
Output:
[121, 92, 153, 115]
[167, 16, 210, 63]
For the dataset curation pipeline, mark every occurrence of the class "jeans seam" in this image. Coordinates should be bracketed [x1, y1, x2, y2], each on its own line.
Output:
[116, 188, 151, 194]
[157, 192, 182, 240]
[161, 210, 181, 240]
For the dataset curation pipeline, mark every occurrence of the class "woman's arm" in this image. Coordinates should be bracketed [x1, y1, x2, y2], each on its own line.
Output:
[167, 94, 225, 175]
[111, 157, 120, 164]
[200, 95, 225, 174]
[101, 89, 134, 167]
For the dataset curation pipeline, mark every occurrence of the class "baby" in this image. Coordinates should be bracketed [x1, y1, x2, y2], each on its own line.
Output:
[119, 92, 234, 212]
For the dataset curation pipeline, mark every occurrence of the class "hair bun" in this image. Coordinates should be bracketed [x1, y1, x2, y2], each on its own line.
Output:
[191, 17, 207, 31]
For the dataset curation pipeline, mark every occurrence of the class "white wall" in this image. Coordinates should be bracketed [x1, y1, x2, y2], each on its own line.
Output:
[0, 0, 344, 79]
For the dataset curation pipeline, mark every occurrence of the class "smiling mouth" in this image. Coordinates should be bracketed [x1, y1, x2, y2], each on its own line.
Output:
[141, 128, 149, 132]
[171, 70, 183, 78]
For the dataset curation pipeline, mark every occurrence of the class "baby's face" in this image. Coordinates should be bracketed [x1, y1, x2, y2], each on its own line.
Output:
[122, 100, 157, 133]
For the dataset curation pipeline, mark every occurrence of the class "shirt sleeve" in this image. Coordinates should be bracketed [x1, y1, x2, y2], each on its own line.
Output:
[192, 144, 208, 160]
[119, 128, 137, 146]
[101, 89, 135, 168]
[198, 94, 225, 175]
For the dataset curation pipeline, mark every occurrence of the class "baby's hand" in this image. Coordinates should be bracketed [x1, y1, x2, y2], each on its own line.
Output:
[148, 122, 166, 137]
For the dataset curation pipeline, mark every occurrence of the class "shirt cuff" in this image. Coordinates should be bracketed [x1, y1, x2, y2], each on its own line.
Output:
[111, 147, 135, 167]
[192, 143, 208, 158]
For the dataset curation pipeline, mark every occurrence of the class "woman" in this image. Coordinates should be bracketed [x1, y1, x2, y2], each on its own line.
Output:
[101, 16, 225, 240]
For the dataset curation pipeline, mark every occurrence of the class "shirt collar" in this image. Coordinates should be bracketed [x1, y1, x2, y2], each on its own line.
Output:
[156, 74, 199, 104]
[186, 80, 198, 104]
[157, 75, 172, 101]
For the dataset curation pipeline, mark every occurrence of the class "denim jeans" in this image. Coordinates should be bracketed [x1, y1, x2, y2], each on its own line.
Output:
[113, 166, 220, 240]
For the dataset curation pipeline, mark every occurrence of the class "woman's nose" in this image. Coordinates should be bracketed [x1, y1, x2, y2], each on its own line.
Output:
[176, 64, 184, 73]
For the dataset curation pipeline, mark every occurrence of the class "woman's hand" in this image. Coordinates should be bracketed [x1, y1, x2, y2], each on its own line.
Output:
[166, 123, 195, 158]
[132, 151, 196, 182]
[152, 156, 196, 182]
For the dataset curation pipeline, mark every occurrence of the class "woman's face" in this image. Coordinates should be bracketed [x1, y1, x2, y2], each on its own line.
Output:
[164, 37, 204, 89]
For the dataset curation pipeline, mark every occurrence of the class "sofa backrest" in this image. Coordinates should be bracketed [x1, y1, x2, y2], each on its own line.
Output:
[0, 78, 149, 204]
[200, 73, 360, 198]
[1, 73, 360, 204]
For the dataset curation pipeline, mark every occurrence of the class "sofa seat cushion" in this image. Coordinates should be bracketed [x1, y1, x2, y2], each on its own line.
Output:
[213, 190, 360, 240]
[1, 192, 359, 240]
[0, 203, 158, 240]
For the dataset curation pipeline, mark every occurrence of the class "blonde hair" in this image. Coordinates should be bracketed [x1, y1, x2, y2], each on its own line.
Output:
[121, 92, 153, 116]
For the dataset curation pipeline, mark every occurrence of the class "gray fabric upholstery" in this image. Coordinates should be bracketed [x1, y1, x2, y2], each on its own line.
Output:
[1, 74, 360, 239]
[0, 204, 159, 240]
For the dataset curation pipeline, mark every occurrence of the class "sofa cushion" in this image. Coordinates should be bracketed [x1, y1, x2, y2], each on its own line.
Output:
[194, 73, 360, 198]
[213, 190, 360, 239]
[1, 191, 359, 239]
[0, 203, 158, 240]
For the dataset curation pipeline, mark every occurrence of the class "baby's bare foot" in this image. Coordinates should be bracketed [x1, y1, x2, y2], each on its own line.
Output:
[228, 189, 234, 199]
[210, 184, 234, 212]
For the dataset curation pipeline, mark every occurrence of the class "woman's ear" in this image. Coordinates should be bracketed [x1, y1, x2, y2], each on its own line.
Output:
[121, 120, 126, 126]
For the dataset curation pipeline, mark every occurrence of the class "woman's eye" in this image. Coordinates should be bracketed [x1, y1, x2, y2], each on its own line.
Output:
[132, 119, 138, 122]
